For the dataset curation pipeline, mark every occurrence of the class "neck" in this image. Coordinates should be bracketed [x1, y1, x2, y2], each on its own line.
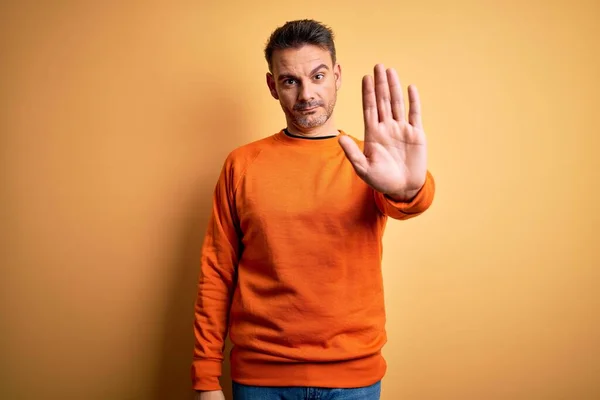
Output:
[285, 117, 338, 138]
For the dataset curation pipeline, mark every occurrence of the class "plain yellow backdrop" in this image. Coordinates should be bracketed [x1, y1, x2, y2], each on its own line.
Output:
[1, 1, 598, 399]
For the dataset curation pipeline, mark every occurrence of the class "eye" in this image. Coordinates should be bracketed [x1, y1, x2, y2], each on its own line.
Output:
[314, 73, 325, 80]
[284, 78, 297, 85]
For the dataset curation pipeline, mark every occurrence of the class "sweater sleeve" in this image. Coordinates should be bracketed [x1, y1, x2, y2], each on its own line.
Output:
[373, 170, 435, 220]
[191, 155, 241, 391]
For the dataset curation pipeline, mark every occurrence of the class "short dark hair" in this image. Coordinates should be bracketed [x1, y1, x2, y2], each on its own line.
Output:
[264, 19, 336, 72]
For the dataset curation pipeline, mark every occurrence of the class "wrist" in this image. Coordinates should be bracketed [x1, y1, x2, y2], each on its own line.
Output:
[386, 188, 420, 202]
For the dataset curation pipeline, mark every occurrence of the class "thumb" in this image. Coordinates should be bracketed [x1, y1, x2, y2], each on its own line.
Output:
[338, 136, 368, 178]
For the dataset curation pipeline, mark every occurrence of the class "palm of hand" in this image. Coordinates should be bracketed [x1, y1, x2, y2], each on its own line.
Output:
[339, 64, 428, 201]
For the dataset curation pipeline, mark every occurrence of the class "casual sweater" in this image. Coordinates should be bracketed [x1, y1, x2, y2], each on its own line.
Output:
[191, 129, 435, 391]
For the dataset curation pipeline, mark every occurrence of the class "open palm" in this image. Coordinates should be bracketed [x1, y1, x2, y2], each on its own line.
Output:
[339, 64, 428, 201]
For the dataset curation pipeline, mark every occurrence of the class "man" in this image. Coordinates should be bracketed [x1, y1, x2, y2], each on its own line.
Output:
[192, 19, 435, 400]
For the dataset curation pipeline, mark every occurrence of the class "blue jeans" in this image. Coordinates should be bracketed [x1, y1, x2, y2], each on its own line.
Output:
[232, 381, 381, 400]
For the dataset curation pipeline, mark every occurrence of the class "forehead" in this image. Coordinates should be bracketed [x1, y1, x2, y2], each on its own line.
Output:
[271, 45, 333, 76]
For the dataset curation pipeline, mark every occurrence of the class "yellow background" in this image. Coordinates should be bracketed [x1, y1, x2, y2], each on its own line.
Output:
[1, 1, 598, 399]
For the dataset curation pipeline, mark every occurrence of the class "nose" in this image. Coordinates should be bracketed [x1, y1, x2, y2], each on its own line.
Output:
[298, 81, 314, 102]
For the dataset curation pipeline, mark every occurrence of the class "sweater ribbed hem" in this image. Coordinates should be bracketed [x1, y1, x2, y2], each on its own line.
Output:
[230, 349, 386, 388]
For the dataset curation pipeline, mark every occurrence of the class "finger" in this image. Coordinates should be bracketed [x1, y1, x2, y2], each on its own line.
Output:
[374, 64, 392, 122]
[338, 135, 368, 178]
[362, 75, 378, 129]
[387, 68, 405, 122]
[408, 84, 423, 129]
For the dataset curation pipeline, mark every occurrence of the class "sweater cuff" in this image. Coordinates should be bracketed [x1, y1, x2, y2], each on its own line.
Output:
[378, 171, 435, 218]
[191, 359, 223, 391]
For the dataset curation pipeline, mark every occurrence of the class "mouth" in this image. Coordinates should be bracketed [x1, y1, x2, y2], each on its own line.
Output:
[296, 106, 319, 113]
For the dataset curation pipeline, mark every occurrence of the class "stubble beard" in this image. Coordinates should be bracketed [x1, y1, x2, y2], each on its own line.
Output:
[289, 92, 337, 129]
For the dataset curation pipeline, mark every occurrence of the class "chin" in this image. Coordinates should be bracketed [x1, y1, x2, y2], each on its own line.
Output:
[295, 114, 329, 129]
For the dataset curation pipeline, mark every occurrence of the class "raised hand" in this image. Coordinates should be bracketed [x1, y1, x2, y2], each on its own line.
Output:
[339, 64, 428, 202]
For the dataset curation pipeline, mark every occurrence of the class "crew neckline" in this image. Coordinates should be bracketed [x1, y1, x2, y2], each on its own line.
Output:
[284, 128, 338, 140]
[273, 128, 347, 149]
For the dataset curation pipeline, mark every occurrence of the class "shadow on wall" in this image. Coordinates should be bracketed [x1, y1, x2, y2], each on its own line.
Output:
[151, 78, 251, 400]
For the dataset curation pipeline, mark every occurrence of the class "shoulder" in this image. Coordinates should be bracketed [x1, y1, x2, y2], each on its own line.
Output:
[218, 132, 279, 188]
[229, 134, 274, 158]
[225, 133, 276, 167]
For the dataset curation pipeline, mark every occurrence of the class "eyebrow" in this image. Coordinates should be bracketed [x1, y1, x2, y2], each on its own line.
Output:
[278, 63, 330, 82]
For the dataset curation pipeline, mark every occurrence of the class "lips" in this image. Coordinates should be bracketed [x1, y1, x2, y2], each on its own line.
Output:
[294, 102, 322, 112]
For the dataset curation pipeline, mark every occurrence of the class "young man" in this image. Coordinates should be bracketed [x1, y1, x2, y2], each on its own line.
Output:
[192, 19, 435, 400]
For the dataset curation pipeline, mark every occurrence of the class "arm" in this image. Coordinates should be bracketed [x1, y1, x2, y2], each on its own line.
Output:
[192, 156, 241, 392]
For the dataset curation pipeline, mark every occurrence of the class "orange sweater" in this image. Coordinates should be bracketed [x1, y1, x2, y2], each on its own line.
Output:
[192, 129, 435, 391]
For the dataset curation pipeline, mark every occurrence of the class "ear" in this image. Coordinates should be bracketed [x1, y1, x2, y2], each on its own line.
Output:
[266, 72, 279, 100]
[334, 63, 342, 91]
